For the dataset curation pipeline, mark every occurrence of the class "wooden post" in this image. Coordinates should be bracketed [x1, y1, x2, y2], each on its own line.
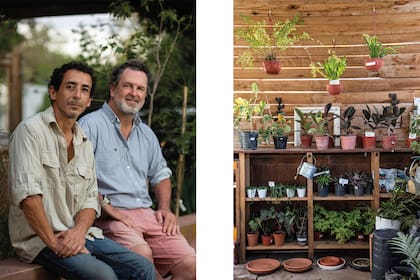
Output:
[8, 47, 22, 134]
[175, 86, 188, 217]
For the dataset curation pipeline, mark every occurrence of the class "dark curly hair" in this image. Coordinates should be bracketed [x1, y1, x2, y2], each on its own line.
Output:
[48, 61, 96, 98]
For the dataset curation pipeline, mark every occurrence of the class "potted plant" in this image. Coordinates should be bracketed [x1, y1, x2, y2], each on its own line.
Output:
[310, 50, 347, 95]
[344, 170, 371, 196]
[388, 232, 420, 280]
[362, 34, 398, 72]
[295, 107, 314, 148]
[236, 14, 311, 74]
[285, 184, 296, 198]
[233, 82, 267, 149]
[246, 186, 257, 198]
[295, 204, 308, 246]
[379, 93, 406, 149]
[308, 103, 333, 149]
[314, 167, 333, 197]
[270, 207, 287, 247]
[361, 104, 383, 149]
[269, 183, 285, 198]
[334, 179, 346, 196]
[335, 106, 360, 149]
[376, 185, 419, 231]
[313, 204, 331, 240]
[247, 218, 260, 246]
[408, 113, 420, 148]
[257, 185, 268, 198]
[256, 208, 276, 246]
[359, 207, 376, 240]
[296, 185, 306, 198]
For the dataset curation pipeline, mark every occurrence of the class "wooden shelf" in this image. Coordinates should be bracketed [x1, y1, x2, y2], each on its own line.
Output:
[314, 240, 369, 250]
[235, 149, 412, 264]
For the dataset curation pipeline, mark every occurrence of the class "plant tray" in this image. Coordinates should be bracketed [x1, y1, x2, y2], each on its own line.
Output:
[245, 258, 281, 275]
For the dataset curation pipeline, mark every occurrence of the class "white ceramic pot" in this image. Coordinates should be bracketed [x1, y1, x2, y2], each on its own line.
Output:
[286, 188, 296, 198]
[375, 216, 401, 230]
[247, 188, 256, 198]
[257, 188, 267, 198]
[297, 188, 306, 197]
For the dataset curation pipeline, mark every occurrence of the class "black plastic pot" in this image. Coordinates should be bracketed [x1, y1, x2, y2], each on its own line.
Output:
[353, 184, 365, 196]
[273, 135, 288, 149]
[372, 229, 405, 280]
[318, 185, 329, 197]
[335, 183, 346, 196]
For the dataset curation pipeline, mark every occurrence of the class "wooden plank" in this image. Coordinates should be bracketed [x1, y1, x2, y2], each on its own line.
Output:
[234, 67, 369, 79]
[234, 77, 420, 92]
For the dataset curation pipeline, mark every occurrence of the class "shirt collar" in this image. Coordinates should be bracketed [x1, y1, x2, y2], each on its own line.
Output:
[102, 102, 142, 126]
[42, 105, 88, 144]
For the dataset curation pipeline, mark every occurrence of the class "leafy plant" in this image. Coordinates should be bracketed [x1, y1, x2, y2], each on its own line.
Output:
[248, 218, 259, 233]
[388, 232, 420, 280]
[256, 208, 276, 236]
[307, 103, 333, 136]
[314, 167, 333, 187]
[377, 185, 419, 230]
[310, 50, 347, 81]
[269, 206, 286, 232]
[259, 113, 292, 139]
[362, 34, 398, 58]
[380, 93, 406, 136]
[313, 204, 332, 233]
[295, 107, 314, 135]
[360, 207, 376, 236]
[344, 170, 372, 190]
[335, 106, 360, 135]
[236, 14, 311, 68]
[233, 82, 267, 131]
[362, 105, 383, 133]
[269, 183, 286, 198]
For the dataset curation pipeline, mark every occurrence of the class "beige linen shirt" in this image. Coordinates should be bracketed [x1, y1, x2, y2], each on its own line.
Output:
[8, 106, 103, 263]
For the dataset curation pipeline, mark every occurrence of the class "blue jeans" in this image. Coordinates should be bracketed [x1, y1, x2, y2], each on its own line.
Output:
[33, 237, 156, 280]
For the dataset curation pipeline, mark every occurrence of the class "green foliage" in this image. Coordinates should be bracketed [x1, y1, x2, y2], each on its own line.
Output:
[362, 34, 398, 58]
[295, 107, 314, 135]
[236, 14, 311, 68]
[314, 167, 333, 187]
[388, 232, 420, 279]
[0, 18, 24, 57]
[335, 106, 360, 135]
[248, 218, 259, 233]
[362, 105, 383, 132]
[380, 93, 406, 136]
[269, 183, 286, 198]
[307, 103, 333, 136]
[233, 82, 267, 130]
[310, 50, 347, 81]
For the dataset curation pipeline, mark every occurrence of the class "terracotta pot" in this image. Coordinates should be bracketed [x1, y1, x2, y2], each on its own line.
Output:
[300, 134, 313, 149]
[261, 234, 273, 246]
[382, 134, 397, 149]
[273, 231, 286, 247]
[263, 60, 281, 74]
[326, 83, 343, 95]
[340, 135, 356, 150]
[362, 135, 377, 149]
[247, 232, 259, 246]
[314, 135, 329, 150]
[365, 57, 384, 72]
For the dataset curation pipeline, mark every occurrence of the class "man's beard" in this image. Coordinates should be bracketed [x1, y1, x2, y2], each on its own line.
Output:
[116, 98, 142, 115]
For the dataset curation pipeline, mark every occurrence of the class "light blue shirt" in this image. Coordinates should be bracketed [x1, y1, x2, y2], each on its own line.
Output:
[78, 103, 172, 209]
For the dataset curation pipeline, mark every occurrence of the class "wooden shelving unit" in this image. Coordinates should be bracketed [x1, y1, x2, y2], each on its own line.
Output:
[234, 145, 412, 263]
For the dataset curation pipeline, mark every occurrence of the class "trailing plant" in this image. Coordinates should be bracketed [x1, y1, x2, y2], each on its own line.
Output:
[362, 34, 398, 58]
[310, 50, 347, 81]
[388, 232, 420, 280]
[236, 14, 311, 68]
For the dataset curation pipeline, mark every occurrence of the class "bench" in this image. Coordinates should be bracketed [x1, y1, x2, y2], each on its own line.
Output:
[0, 213, 196, 280]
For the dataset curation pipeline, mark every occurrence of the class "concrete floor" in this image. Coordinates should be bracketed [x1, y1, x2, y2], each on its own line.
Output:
[234, 251, 372, 280]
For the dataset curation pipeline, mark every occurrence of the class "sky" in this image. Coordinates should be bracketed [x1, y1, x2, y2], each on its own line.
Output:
[16, 2, 235, 278]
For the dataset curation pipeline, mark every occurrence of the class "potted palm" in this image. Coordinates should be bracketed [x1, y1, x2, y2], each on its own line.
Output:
[310, 50, 347, 95]
[294, 107, 314, 148]
[335, 106, 360, 149]
[362, 34, 398, 72]
[233, 82, 267, 149]
[236, 14, 311, 74]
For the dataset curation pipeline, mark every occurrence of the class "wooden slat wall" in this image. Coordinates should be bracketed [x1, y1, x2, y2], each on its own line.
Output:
[233, 0, 420, 144]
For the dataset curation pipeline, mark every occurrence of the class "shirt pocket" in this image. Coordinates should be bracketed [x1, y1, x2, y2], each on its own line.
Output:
[41, 152, 60, 186]
[96, 147, 121, 173]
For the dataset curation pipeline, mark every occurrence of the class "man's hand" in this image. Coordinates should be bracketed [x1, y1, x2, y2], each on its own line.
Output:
[54, 228, 88, 257]
[155, 209, 180, 236]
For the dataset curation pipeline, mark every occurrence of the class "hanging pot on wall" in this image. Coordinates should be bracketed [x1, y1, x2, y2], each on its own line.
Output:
[263, 59, 281, 74]
[365, 57, 384, 72]
[326, 80, 343, 95]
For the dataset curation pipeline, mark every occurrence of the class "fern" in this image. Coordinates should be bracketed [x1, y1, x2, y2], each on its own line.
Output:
[388, 232, 420, 279]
